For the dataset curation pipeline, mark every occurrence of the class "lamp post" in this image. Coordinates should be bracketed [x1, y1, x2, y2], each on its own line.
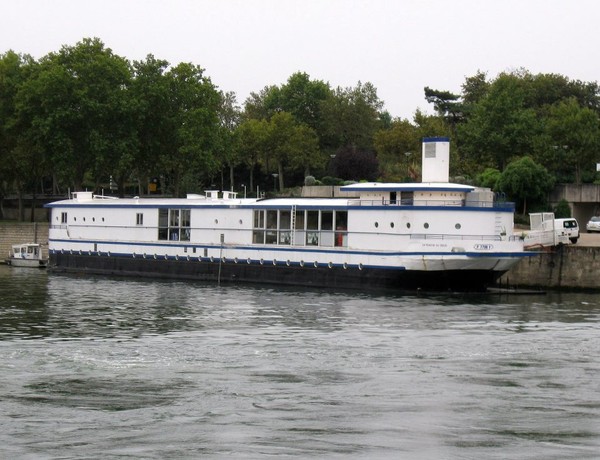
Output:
[272, 173, 279, 192]
[241, 184, 246, 199]
[404, 152, 412, 181]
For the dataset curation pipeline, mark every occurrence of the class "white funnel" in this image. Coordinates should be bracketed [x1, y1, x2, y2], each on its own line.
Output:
[421, 137, 450, 183]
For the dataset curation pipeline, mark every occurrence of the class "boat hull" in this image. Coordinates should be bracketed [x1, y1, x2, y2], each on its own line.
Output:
[49, 252, 507, 292]
[6, 258, 48, 268]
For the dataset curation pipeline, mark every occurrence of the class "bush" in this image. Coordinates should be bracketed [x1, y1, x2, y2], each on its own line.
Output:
[304, 176, 316, 186]
[553, 199, 571, 218]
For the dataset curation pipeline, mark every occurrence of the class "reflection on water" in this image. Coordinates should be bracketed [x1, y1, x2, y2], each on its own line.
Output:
[1, 265, 600, 458]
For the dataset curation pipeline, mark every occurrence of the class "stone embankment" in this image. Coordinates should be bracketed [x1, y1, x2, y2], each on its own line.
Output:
[1, 222, 598, 290]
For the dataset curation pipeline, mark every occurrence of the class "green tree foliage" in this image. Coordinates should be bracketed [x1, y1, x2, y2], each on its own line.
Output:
[373, 119, 420, 181]
[0, 50, 37, 216]
[160, 62, 221, 196]
[129, 54, 172, 194]
[236, 118, 269, 191]
[475, 168, 502, 190]
[15, 38, 135, 192]
[457, 73, 539, 171]
[542, 98, 600, 184]
[554, 198, 572, 218]
[321, 82, 383, 153]
[498, 156, 554, 215]
[331, 145, 379, 182]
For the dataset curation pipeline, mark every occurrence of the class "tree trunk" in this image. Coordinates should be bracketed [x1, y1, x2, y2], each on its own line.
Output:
[278, 162, 284, 191]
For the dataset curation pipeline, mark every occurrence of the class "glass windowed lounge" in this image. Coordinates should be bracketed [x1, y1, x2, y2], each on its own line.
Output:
[253, 209, 347, 247]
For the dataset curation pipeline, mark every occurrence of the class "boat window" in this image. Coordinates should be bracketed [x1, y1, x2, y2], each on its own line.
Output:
[266, 210, 277, 229]
[280, 211, 291, 229]
[254, 210, 265, 228]
[158, 208, 191, 241]
[307, 211, 319, 230]
[136, 213, 143, 226]
[61, 212, 67, 224]
[335, 211, 348, 247]
[321, 211, 333, 231]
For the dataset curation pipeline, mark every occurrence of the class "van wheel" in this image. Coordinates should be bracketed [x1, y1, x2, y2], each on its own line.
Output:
[570, 237, 579, 244]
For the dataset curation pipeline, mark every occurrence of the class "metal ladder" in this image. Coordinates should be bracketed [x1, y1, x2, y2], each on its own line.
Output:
[290, 205, 296, 245]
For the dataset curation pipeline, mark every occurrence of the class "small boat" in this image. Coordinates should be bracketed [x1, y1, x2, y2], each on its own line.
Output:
[6, 243, 48, 268]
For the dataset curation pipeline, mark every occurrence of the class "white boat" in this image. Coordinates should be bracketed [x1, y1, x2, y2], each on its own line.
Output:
[6, 243, 48, 268]
[44, 138, 533, 291]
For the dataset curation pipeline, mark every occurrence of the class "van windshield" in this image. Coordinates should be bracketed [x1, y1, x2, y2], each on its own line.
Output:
[563, 220, 578, 228]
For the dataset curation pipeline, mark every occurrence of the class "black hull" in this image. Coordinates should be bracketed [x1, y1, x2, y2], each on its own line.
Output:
[49, 253, 504, 292]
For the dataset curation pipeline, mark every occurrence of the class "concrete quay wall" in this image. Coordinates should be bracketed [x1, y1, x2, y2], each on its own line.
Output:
[499, 245, 600, 291]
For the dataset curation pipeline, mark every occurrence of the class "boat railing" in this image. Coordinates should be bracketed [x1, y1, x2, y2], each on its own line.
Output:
[348, 199, 514, 209]
[410, 233, 515, 242]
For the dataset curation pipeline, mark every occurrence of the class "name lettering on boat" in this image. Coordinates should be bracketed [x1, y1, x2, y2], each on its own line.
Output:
[474, 244, 494, 250]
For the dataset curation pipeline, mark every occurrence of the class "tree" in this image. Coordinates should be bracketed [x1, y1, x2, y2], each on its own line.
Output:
[0, 50, 38, 219]
[543, 98, 600, 184]
[159, 62, 221, 196]
[498, 156, 554, 215]
[331, 145, 379, 182]
[457, 73, 539, 171]
[15, 38, 134, 192]
[475, 168, 502, 190]
[216, 91, 242, 191]
[130, 54, 172, 194]
[373, 118, 420, 181]
[266, 111, 319, 190]
[236, 118, 269, 192]
[321, 81, 383, 153]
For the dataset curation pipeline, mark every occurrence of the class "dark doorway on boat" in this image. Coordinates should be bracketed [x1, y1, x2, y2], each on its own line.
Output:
[390, 192, 397, 204]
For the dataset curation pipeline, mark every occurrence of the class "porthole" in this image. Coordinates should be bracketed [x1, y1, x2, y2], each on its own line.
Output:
[358, 263, 363, 270]
[455, 223, 461, 229]
[164, 254, 168, 260]
[186, 255, 190, 261]
[328, 261, 333, 269]
[260, 258, 264, 265]
[102, 217, 105, 222]
[214, 219, 219, 224]
[343, 262, 348, 269]
[93, 217, 95, 222]
[286, 260, 291, 266]
[239, 219, 243, 225]
[234, 257, 238, 264]
[406, 223, 411, 229]
[222, 257, 226, 263]
[375, 222, 379, 228]
[424, 223, 429, 229]
[132, 252, 136, 258]
[313, 261, 318, 268]
[175, 255, 179, 260]
[153, 254, 157, 259]
[83, 217, 86, 222]
[390, 222, 395, 228]
[272, 259, 277, 265]
[210, 256, 214, 262]
[300, 260, 305, 267]
[247, 258, 251, 264]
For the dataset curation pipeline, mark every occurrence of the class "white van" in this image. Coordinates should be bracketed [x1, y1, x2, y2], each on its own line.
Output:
[554, 218, 579, 244]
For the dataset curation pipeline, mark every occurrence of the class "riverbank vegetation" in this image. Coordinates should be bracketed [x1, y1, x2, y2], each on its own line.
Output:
[1, 37, 599, 218]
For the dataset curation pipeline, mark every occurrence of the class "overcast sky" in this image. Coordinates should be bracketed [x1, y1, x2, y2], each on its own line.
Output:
[2, 0, 599, 119]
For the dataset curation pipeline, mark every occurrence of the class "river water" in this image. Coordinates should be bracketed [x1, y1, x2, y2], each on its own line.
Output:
[1, 265, 599, 459]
